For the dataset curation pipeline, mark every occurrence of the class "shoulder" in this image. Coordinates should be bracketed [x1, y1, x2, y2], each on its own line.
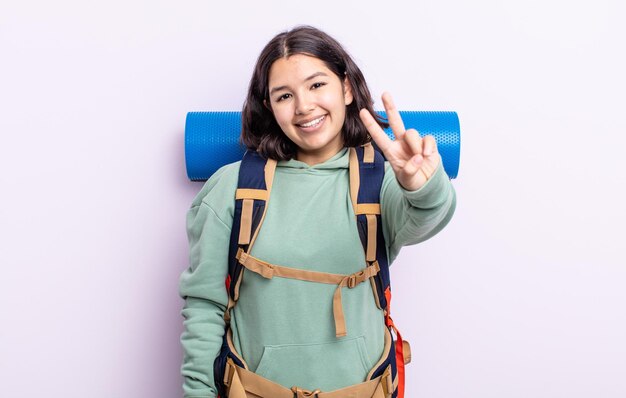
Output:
[189, 160, 241, 210]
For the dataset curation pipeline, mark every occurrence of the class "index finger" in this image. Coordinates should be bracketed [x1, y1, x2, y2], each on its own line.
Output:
[359, 108, 392, 152]
[382, 92, 406, 139]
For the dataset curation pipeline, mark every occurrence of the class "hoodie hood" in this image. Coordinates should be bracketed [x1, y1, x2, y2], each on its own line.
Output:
[277, 147, 349, 172]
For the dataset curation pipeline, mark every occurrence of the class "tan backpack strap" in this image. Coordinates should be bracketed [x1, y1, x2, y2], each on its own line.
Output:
[224, 359, 249, 398]
[247, 158, 276, 251]
[237, 249, 377, 284]
[236, 187, 271, 245]
[363, 141, 375, 163]
[235, 189, 268, 200]
[348, 147, 380, 259]
[366, 214, 378, 262]
[228, 157, 277, 313]
[233, 159, 277, 247]
[237, 199, 254, 245]
[225, 348, 393, 398]
[355, 203, 380, 215]
[331, 262, 380, 337]
[237, 248, 380, 338]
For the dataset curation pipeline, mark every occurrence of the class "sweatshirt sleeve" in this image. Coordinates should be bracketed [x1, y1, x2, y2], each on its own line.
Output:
[179, 163, 239, 398]
[380, 160, 457, 263]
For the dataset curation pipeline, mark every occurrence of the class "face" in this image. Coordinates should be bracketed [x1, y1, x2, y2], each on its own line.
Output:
[266, 54, 353, 165]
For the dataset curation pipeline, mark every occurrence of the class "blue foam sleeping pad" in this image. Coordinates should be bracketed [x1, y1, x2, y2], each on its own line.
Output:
[185, 111, 460, 181]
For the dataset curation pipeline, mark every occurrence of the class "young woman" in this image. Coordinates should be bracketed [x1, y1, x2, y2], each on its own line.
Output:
[180, 25, 456, 398]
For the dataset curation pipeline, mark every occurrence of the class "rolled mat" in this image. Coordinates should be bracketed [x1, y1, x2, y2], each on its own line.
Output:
[185, 111, 460, 181]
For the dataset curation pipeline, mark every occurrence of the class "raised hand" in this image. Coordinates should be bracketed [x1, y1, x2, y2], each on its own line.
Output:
[359, 92, 441, 191]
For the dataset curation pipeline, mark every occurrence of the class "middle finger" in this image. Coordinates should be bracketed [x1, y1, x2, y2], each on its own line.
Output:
[404, 129, 422, 156]
[382, 92, 406, 140]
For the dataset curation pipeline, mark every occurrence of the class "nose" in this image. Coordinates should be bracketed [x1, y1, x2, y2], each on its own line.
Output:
[294, 91, 315, 115]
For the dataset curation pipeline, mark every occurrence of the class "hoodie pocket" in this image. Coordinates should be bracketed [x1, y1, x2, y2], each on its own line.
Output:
[254, 335, 371, 390]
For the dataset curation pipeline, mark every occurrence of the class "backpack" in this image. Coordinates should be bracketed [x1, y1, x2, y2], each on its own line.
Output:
[214, 143, 410, 398]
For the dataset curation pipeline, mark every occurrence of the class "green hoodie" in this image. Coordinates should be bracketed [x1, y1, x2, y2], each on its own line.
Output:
[179, 147, 456, 397]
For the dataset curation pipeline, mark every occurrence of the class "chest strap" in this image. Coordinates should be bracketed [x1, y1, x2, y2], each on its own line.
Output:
[236, 248, 380, 338]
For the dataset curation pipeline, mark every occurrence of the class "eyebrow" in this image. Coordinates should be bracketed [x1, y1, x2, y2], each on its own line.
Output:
[269, 71, 329, 96]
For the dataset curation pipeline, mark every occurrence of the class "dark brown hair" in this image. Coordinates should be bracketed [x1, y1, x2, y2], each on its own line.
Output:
[240, 25, 388, 160]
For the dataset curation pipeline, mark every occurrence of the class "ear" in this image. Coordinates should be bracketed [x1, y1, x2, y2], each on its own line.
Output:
[263, 99, 274, 113]
[343, 76, 354, 106]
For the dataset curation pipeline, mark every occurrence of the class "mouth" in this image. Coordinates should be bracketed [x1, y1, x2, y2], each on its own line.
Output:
[295, 115, 326, 131]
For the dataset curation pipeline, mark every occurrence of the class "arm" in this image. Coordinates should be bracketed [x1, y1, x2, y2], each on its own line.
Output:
[360, 92, 456, 263]
[179, 202, 230, 398]
[381, 159, 456, 263]
[179, 163, 239, 398]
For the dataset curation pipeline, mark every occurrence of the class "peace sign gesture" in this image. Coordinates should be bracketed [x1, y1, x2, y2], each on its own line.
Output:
[359, 92, 441, 191]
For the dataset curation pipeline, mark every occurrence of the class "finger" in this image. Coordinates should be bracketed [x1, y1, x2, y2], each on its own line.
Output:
[421, 161, 435, 179]
[404, 129, 422, 156]
[359, 108, 393, 152]
[422, 135, 438, 156]
[381, 92, 406, 140]
[407, 154, 434, 184]
[402, 154, 424, 180]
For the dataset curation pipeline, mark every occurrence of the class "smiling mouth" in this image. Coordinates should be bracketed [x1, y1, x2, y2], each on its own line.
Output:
[296, 115, 326, 128]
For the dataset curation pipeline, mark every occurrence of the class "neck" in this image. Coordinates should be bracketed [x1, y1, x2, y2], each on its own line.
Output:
[296, 147, 345, 166]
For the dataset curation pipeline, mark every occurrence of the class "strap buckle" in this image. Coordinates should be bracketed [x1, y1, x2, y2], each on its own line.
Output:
[223, 359, 235, 386]
[291, 386, 321, 397]
[347, 269, 367, 288]
[382, 365, 394, 396]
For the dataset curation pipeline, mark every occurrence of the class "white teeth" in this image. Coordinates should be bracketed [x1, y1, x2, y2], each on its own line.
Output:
[299, 115, 325, 128]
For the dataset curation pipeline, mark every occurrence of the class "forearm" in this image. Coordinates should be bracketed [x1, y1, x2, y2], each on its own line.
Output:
[381, 161, 456, 262]
[180, 297, 224, 398]
[180, 203, 231, 397]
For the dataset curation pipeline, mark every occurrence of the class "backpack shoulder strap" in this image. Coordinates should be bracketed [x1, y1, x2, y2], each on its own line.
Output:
[351, 143, 409, 398]
[226, 151, 276, 303]
[348, 143, 390, 310]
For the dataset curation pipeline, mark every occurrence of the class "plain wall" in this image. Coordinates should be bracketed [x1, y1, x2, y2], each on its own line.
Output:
[1, 0, 625, 396]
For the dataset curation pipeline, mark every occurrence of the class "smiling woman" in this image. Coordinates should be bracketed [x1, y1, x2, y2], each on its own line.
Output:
[239, 26, 389, 162]
[180, 25, 456, 398]
[265, 54, 353, 165]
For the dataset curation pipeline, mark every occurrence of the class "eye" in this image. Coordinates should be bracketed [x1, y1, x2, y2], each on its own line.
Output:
[276, 93, 292, 102]
[311, 82, 326, 90]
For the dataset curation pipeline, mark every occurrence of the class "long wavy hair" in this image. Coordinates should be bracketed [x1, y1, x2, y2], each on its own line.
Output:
[240, 25, 388, 160]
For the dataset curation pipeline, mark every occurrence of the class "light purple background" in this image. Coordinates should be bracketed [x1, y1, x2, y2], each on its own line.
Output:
[1, 1, 625, 397]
